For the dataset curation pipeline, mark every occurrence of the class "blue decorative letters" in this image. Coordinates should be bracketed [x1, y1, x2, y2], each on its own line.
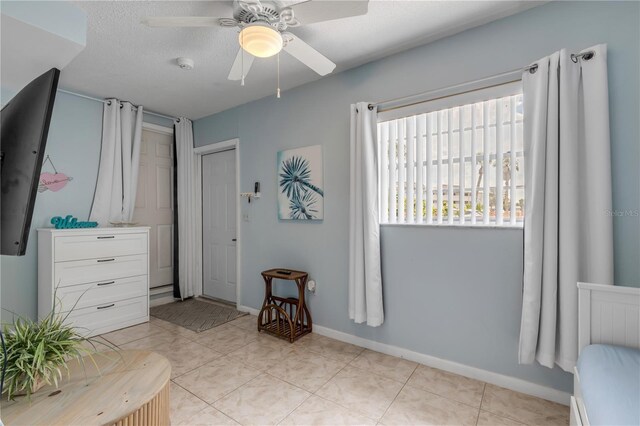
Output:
[50, 215, 98, 229]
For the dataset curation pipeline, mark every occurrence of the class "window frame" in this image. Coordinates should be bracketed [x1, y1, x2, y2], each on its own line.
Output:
[377, 80, 525, 229]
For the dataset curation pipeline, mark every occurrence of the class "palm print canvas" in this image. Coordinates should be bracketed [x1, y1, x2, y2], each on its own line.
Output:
[277, 145, 324, 220]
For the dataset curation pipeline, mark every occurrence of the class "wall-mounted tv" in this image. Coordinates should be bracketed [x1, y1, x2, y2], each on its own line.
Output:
[1, 68, 60, 256]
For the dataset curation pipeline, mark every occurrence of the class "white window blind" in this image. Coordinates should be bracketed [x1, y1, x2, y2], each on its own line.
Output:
[378, 86, 524, 227]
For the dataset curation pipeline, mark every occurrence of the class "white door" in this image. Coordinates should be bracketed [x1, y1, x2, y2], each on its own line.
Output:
[133, 127, 174, 290]
[202, 149, 237, 302]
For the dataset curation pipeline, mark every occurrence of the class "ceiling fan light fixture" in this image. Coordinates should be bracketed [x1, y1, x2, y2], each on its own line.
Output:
[239, 23, 283, 58]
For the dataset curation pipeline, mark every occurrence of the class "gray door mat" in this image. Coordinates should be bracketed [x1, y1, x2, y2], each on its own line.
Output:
[150, 298, 248, 332]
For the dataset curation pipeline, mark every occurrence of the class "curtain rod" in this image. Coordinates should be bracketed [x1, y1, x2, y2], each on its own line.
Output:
[370, 50, 596, 113]
[57, 89, 180, 122]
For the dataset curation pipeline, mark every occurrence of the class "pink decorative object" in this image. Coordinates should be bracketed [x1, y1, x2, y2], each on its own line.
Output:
[39, 172, 71, 192]
[38, 155, 73, 193]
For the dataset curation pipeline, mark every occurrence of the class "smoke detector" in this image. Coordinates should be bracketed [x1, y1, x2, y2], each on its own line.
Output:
[176, 57, 194, 70]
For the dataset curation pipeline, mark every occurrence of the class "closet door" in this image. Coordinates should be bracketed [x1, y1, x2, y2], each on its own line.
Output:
[133, 126, 174, 289]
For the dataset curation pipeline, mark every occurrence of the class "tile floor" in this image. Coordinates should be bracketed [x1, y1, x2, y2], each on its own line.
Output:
[94, 315, 569, 426]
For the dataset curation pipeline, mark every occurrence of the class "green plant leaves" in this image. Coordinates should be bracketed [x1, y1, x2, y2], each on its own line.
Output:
[0, 300, 113, 400]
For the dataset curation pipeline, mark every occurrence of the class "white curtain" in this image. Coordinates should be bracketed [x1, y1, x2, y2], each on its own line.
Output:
[349, 102, 384, 327]
[90, 99, 143, 225]
[519, 44, 613, 371]
[175, 118, 201, 299]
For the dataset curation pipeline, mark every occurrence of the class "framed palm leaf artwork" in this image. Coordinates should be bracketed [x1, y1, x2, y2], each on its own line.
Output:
[277, 145, 324, 220]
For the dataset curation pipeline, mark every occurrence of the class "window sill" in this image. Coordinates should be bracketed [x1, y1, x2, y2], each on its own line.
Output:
[380, 223, 524, 230]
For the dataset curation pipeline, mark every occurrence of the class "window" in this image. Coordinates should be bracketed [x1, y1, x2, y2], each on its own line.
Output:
[377, 82, 524, 227]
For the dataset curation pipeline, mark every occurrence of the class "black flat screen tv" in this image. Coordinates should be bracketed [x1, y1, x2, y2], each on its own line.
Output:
[1, 68, 60, 256]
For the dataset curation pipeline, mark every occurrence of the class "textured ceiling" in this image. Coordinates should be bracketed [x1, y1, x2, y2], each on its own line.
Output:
[60, 1, 542, 119]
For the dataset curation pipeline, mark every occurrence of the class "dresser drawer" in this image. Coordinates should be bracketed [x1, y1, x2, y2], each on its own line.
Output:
[54, 233, 148, 262]
[54, 254, 148, 288]
[65, 296, 148, 337]
[55, 275, 148, 313]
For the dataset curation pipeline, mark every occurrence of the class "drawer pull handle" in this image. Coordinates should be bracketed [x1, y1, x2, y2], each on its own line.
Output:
[97, 258, 115, 263]
[97, 304, 115, 310]
[97, 236, 115, 239]
[97, 281, 115, 286]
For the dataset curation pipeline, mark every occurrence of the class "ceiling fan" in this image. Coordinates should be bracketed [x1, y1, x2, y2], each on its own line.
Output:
[142, 0, 369, 86]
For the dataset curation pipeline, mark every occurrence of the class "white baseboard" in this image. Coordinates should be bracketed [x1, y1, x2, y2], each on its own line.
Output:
[238, 305, 260, 315]
[313, 324, 570, 406]
[150, 295, 176, 307]
[150, 285, 173, 296]
[238, 305, 570, 405]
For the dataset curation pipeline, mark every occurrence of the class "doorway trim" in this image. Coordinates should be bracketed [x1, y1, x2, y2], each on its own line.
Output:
[142, 122, 173, 135]
[194, 138, 241, 307]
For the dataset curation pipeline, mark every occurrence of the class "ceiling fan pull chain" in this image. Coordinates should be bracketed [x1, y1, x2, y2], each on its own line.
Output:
[241, 29, 245, 86]
[277, 51, 281, 99]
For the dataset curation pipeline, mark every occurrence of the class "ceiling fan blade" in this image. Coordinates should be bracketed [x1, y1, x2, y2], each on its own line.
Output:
[238, 0, 264, 15]
[141, 17, 222, 27]
[228, 48, 256, 81]
[282, 34, 336, 76]
[288, 0, 369, 25]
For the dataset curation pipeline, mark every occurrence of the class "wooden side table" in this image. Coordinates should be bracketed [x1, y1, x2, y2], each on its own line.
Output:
[258, 268, 312, 342]
[1, 350, 171, 425]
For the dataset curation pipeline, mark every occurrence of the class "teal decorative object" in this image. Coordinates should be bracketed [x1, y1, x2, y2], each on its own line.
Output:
[50, 215, 98, 229]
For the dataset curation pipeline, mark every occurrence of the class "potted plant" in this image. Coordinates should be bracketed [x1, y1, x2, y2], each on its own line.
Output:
[1, 298, 113, 400]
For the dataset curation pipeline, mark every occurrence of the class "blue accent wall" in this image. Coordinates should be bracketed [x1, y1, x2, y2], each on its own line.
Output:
[0, 91, 173, 322]
[1, 92, 101, 322]
[193, 1, 639, 393]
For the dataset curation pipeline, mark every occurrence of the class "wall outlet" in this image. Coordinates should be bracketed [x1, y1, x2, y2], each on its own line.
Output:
[307, 280, 316, 294]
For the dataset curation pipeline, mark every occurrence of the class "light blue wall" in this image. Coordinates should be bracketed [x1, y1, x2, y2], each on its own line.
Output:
[194, 1, 639, 393]
[1, 92, 101, 322]
[0, 90, 173, 322]
[0, 88, 16, 107]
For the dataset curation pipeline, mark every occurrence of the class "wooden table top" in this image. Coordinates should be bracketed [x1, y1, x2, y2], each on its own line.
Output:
[1, 350, 171, 426]
[261, 268, 308, 280]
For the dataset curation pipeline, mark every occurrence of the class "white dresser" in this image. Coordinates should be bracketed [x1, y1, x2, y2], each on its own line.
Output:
[38, 227, 150, 337]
